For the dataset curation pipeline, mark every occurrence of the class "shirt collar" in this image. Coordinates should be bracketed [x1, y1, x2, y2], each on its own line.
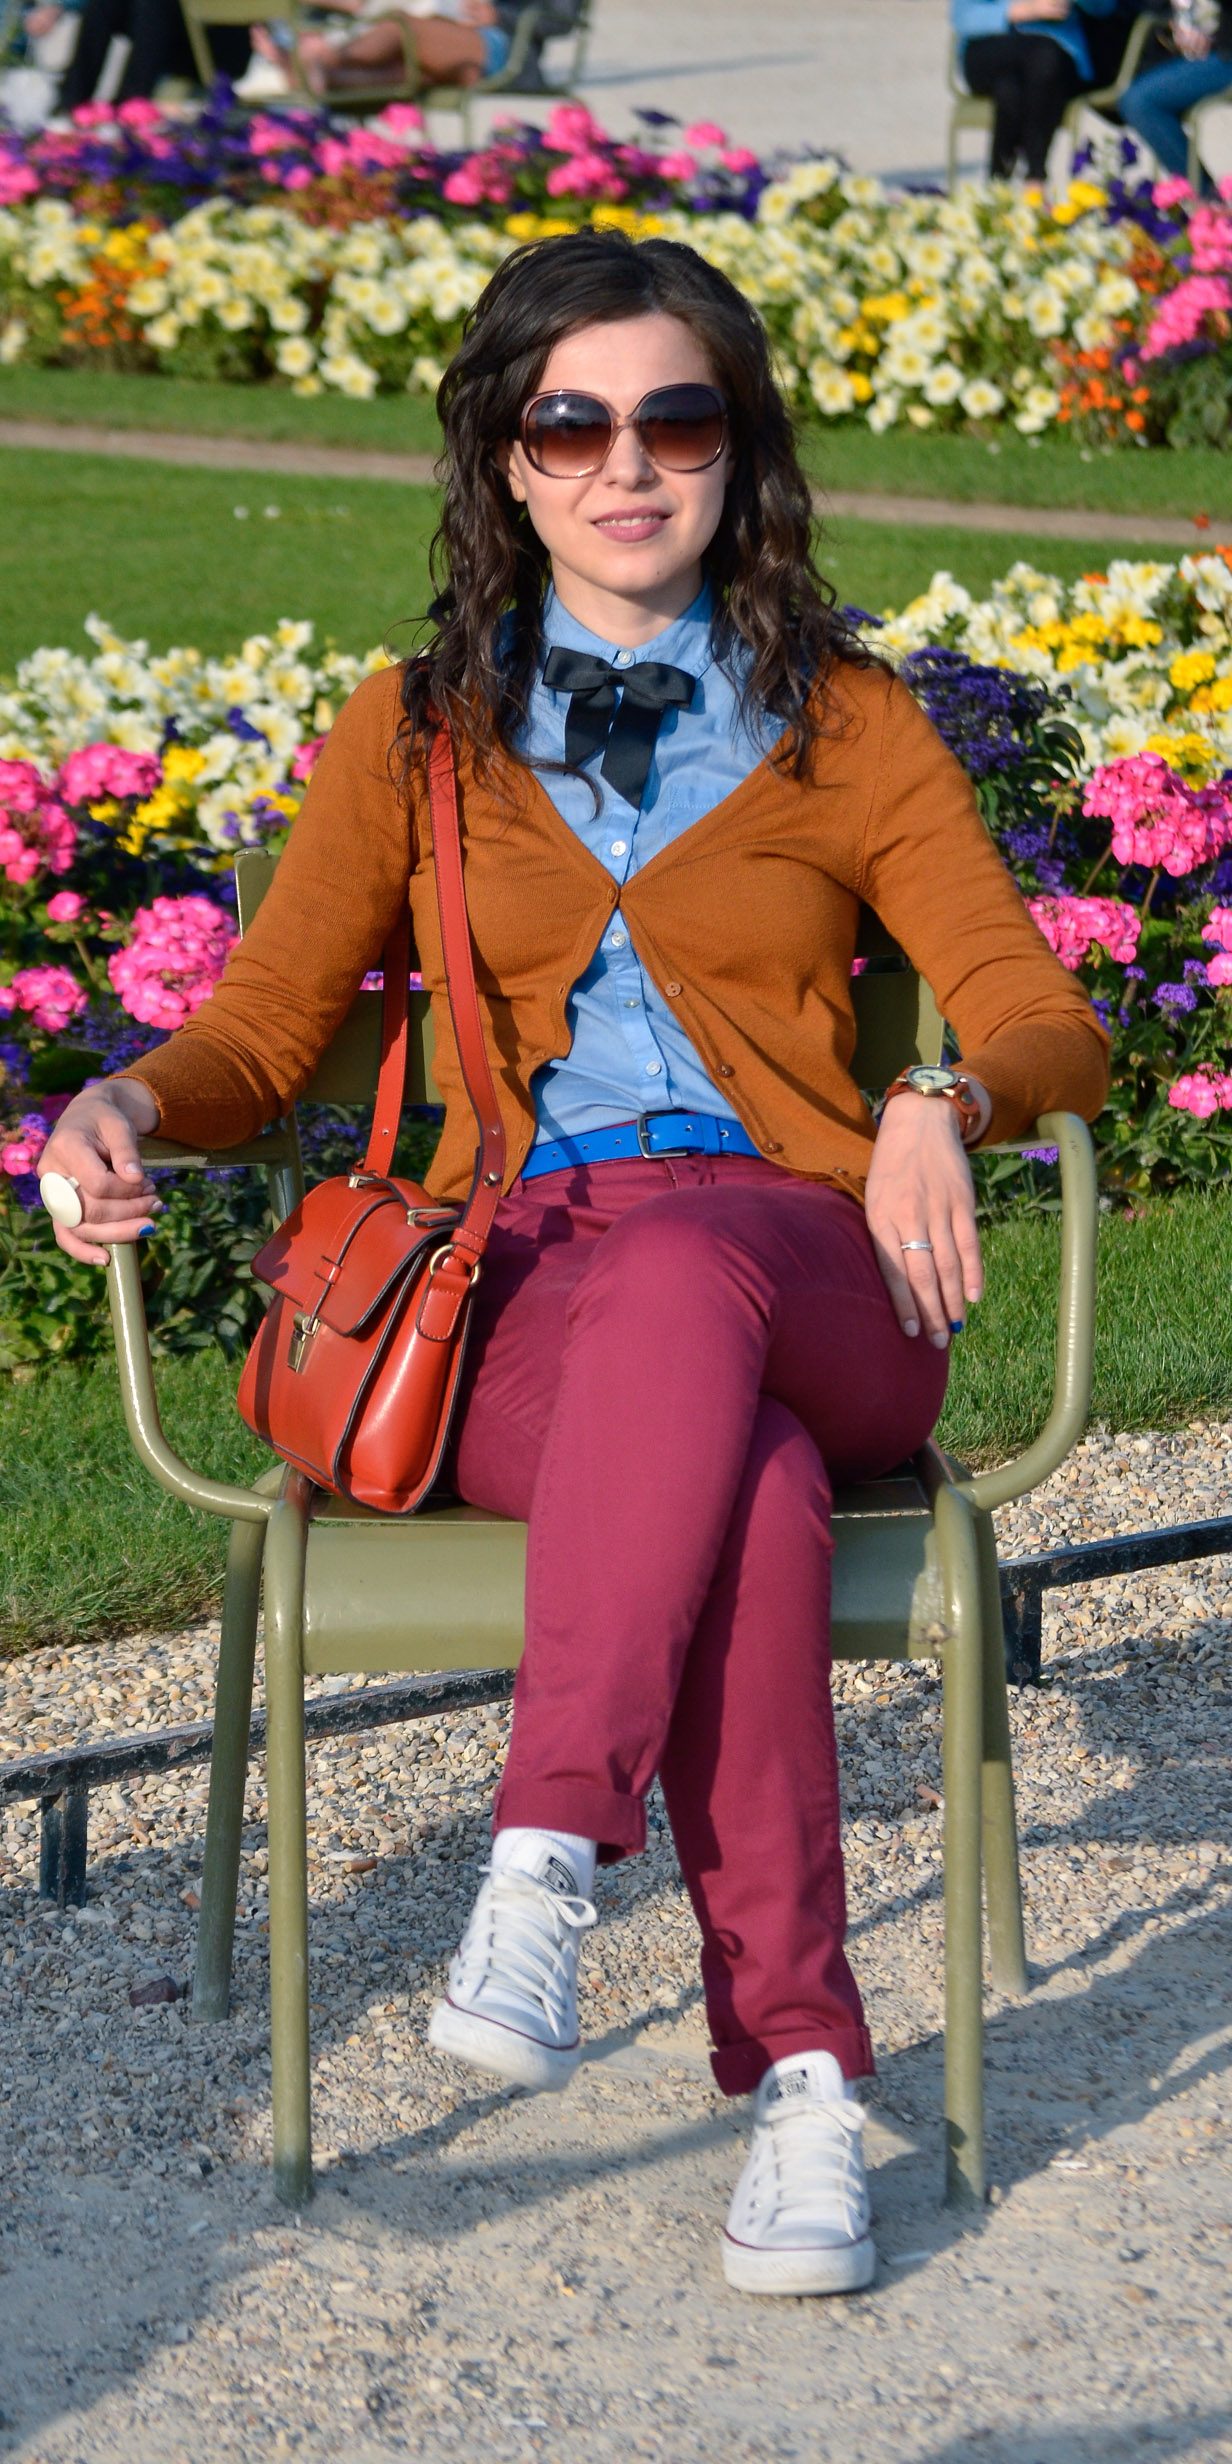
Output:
[540, 582, 716, 681]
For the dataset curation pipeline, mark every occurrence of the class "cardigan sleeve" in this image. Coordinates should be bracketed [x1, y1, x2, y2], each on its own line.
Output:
[120, 664, 416, 1150]
[856, 671, 1110, 1145]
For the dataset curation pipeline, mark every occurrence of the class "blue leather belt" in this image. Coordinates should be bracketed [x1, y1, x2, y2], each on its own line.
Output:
[520, 1110, 760, 1181]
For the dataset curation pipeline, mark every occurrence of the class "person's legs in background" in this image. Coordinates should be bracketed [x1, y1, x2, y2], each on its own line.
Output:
[962, 29, 1082, 178]
[1121, 52, 1232, 189]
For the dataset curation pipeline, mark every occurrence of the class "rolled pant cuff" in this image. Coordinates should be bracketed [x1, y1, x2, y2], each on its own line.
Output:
[709, 2023, 875, 2099]
[493, 1779, 646, 1859]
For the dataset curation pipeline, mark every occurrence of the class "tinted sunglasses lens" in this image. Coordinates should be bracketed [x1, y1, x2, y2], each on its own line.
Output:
[523, 394, 613, 475]
[637, 386, 726, 469]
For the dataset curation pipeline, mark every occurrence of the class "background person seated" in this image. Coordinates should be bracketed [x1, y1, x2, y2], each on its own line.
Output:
[952, 0, 1121, 178]
[56, 0, 249, 105]
[1120, 0, 1232, 189]
[296, 0, 517, 96]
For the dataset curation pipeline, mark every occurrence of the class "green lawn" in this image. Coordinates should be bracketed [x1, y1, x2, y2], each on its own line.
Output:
[3, 363, 1230, 521]
[4, 1195, 1232, 1656]
[0, 445, 1184, 673]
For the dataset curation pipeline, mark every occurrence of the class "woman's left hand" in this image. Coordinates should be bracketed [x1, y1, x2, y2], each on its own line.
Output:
[864, 1085, 989, 1350]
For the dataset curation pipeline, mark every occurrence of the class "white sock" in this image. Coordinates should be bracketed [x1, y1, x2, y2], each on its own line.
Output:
[491, 1825, 597, 1897]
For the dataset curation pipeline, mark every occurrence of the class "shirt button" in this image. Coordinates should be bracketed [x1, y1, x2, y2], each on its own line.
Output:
[614, 648, 634, 668]
[664, 981, 682, 996]
[610, 839, 628, 857]
[645, 1060, 662, 1076]
[624, 997, 640, 1008]
[610, 930, 628, 949]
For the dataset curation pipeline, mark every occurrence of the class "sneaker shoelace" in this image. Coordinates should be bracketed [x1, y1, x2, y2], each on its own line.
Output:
[746, 2098, 868, 2236]
[450, 1866, 597, 2035]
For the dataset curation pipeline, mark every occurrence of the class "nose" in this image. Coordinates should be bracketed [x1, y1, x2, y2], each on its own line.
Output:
[602, 414, 659, 486]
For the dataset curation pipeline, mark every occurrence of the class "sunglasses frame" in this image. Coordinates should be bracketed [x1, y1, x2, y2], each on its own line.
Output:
[517, 383, 729, 479]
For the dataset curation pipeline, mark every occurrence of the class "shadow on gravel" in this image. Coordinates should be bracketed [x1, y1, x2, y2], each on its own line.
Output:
[917, 2408, 1232, 2462]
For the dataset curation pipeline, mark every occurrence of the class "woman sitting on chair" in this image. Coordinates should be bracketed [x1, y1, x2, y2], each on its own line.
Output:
[296, 0, 516, 97]
[1120, 0, 1232, 193]
[953, 0, 1121, 179]
[36, 232, 1107, 2299]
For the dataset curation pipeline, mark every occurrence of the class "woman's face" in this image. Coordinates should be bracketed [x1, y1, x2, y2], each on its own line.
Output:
[502, 311, 733, 644]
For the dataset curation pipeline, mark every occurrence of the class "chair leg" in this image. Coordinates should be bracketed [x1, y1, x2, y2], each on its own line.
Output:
[264, 1474, 314, 2207]
[974, 1509, 1029, 1998]
[936, 1484, 985, 2209]
[192, 1514, 265, 2024]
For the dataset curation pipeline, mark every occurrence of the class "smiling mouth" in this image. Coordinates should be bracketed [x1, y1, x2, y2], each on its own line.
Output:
[592, 510, 671, 541]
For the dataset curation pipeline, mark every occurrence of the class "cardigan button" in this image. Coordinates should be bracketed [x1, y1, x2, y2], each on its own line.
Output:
[764, 1140, 783, 1154]
[716, 1063, 734, 1078]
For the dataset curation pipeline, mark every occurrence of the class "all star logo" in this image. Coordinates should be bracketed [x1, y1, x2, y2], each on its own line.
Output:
[542, 1854, 578, 1897]
[766, 2068, 811, 2104]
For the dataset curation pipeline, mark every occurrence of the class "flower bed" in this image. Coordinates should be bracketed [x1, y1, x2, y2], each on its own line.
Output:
[1, 102, 1230, 439]
[4, 554, 1232, 1371]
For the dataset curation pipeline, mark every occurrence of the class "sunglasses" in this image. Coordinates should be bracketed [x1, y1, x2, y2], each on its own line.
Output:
[518, 383, 728, 479]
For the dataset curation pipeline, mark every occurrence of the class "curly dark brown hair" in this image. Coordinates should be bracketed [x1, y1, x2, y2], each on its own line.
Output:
[399, 227, 866, 777]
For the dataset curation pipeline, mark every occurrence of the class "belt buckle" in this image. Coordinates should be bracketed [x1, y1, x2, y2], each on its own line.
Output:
[636, 1109, 695, 1160]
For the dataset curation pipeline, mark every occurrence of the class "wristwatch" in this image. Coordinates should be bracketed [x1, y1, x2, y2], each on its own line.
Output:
[879, 1064, 984, 1146]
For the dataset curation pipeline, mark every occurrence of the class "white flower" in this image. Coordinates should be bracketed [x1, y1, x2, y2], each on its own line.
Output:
[923, 361, 965, 407]
[144, 313, 182, 351]
[1024, 284, 1066, 338]
[960, 377, 1005, 420]
[320, 351, 379, 399]
[809, 362, 856, 416]
[0, 318, 26, 365]
[275, 336, 316, 378]
[866, 389, 901, 434]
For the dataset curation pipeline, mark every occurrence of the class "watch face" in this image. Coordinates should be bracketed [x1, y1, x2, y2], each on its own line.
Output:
[905, 1066, 958, 1094]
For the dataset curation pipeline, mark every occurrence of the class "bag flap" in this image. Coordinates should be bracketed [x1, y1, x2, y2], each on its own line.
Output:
[252, 1177, 459, 1338]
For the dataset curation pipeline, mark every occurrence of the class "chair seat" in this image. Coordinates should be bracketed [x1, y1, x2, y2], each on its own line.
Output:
[299, 1472, 940, 1674]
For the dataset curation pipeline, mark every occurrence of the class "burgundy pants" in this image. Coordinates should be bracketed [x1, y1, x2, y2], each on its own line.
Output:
[448, 1155, 948, 2094]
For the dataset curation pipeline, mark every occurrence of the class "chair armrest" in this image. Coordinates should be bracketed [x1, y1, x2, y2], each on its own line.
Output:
[106, 1244, 275, 1525]
[476, 2, 541, 89]
[960, 1110, 1098, 1515]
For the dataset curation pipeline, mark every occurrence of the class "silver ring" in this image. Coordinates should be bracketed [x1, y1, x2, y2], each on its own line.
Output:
[900, 1239, 933, 1252]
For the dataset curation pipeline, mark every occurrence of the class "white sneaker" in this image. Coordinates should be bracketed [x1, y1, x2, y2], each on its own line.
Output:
[427, 1844, 596, 2093]
[722, 2051, 876, 2296]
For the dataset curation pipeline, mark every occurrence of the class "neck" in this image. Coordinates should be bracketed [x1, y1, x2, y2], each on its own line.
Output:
[547, 560, 705, 648]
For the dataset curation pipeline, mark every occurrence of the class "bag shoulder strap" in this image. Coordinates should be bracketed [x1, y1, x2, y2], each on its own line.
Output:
[362, 717, 507, 1264]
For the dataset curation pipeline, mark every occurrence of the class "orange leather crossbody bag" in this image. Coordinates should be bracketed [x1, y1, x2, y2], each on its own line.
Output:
[236, 717, 505, 1513]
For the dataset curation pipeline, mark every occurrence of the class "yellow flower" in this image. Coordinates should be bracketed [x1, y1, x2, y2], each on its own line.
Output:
[1189, 675, 1232, 714]
[849, 372, 873, 403]
[163, 744, 206, 785]
[1120, 616, 1163, 649]
[1170, 648, 1217, 693]
[861, 292, 910, 324]
[1144, 730, 1220, 783]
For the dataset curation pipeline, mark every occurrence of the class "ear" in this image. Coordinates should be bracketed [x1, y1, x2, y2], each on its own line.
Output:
[496, 439, 527, 504]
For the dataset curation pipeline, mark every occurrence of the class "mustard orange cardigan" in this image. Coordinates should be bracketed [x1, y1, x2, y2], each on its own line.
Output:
[124, 658, 1109, 1203]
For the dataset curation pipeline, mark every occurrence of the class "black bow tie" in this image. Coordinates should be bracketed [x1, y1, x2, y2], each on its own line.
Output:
[542, 646, 695, 810]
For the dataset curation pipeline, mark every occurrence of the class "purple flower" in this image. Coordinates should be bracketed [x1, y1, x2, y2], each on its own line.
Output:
[1022, 1145, 1060, 1164]
[1184, 958, 1211, 984]
[898, 647, 1062, 781]
[1153, 981, 1199, 1013]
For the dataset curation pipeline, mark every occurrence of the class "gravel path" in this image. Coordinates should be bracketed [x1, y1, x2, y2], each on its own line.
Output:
[2, 1423, 1231, 2463]
[2, 422, 1227, 553]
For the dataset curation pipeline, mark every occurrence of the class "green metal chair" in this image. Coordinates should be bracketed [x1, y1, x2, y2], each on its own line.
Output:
[104, 850, 1098, 2212]
[946, 13, 1165, 187]
[320, 0, 593, 137]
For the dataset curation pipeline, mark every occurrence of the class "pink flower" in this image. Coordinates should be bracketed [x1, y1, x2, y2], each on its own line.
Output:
[374, 102, 424, 137]
[543, 102, 603, 153]
[249, 113, 298, 153]
[0, 157, 38, 206]
[70, 101, 113, 126]
[682, 120, 727, 148]
[657, 150, 698, 183]
[720, 146, 759, 174]
[1140, 273, 1232, 361]
[1027, 894, 1141, 970]
[1187, 203, 1232, 273]
[1153, 175, 1194, 210]
[1168, 1067, 1232, 1117]
[107, 896, 236, 1032]
[57, 743, 162, 805]
[115, 97, 163, 127]
[0, 964, 89, 1034]
[316, 138, 352, 179]
[1082, 754, 1232, 877]
[2, 1117, 49, 1175]
[46, 890, 86, 923]
[443, 163, 490, 206]
[1205, 950, 1232, 985]
[1202, 904, 1232, 952]
[0, 760, 76, 883]
[290, 735, 327, 782]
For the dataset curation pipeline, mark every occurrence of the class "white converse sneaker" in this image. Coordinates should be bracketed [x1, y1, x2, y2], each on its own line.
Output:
[427, 1845, 596, 2093]
[722, 2051, 876, 2296]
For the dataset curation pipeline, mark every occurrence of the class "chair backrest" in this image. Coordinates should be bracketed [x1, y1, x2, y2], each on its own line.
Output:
[180, 0, 301, 84]
[235, 846, 944, 1113]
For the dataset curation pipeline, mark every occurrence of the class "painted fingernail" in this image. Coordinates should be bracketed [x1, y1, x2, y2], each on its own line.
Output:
[931, 1330, 949, 1349]
[950, 1320, 964, 1334]
[903, 1318, 919, 1338]
[138, 1221, 156, 1235]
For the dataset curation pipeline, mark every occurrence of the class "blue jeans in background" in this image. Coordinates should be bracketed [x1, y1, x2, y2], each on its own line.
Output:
[1121, 52, 1232, 188]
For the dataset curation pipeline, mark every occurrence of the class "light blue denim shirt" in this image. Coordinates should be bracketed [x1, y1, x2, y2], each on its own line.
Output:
[516, 586, 779, 1148]
[951, 0, 1118, 85]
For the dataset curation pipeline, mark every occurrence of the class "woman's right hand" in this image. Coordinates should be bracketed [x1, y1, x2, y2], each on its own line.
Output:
[36, 1078, 164, 1268]
[1008, 0, 1070, 19]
